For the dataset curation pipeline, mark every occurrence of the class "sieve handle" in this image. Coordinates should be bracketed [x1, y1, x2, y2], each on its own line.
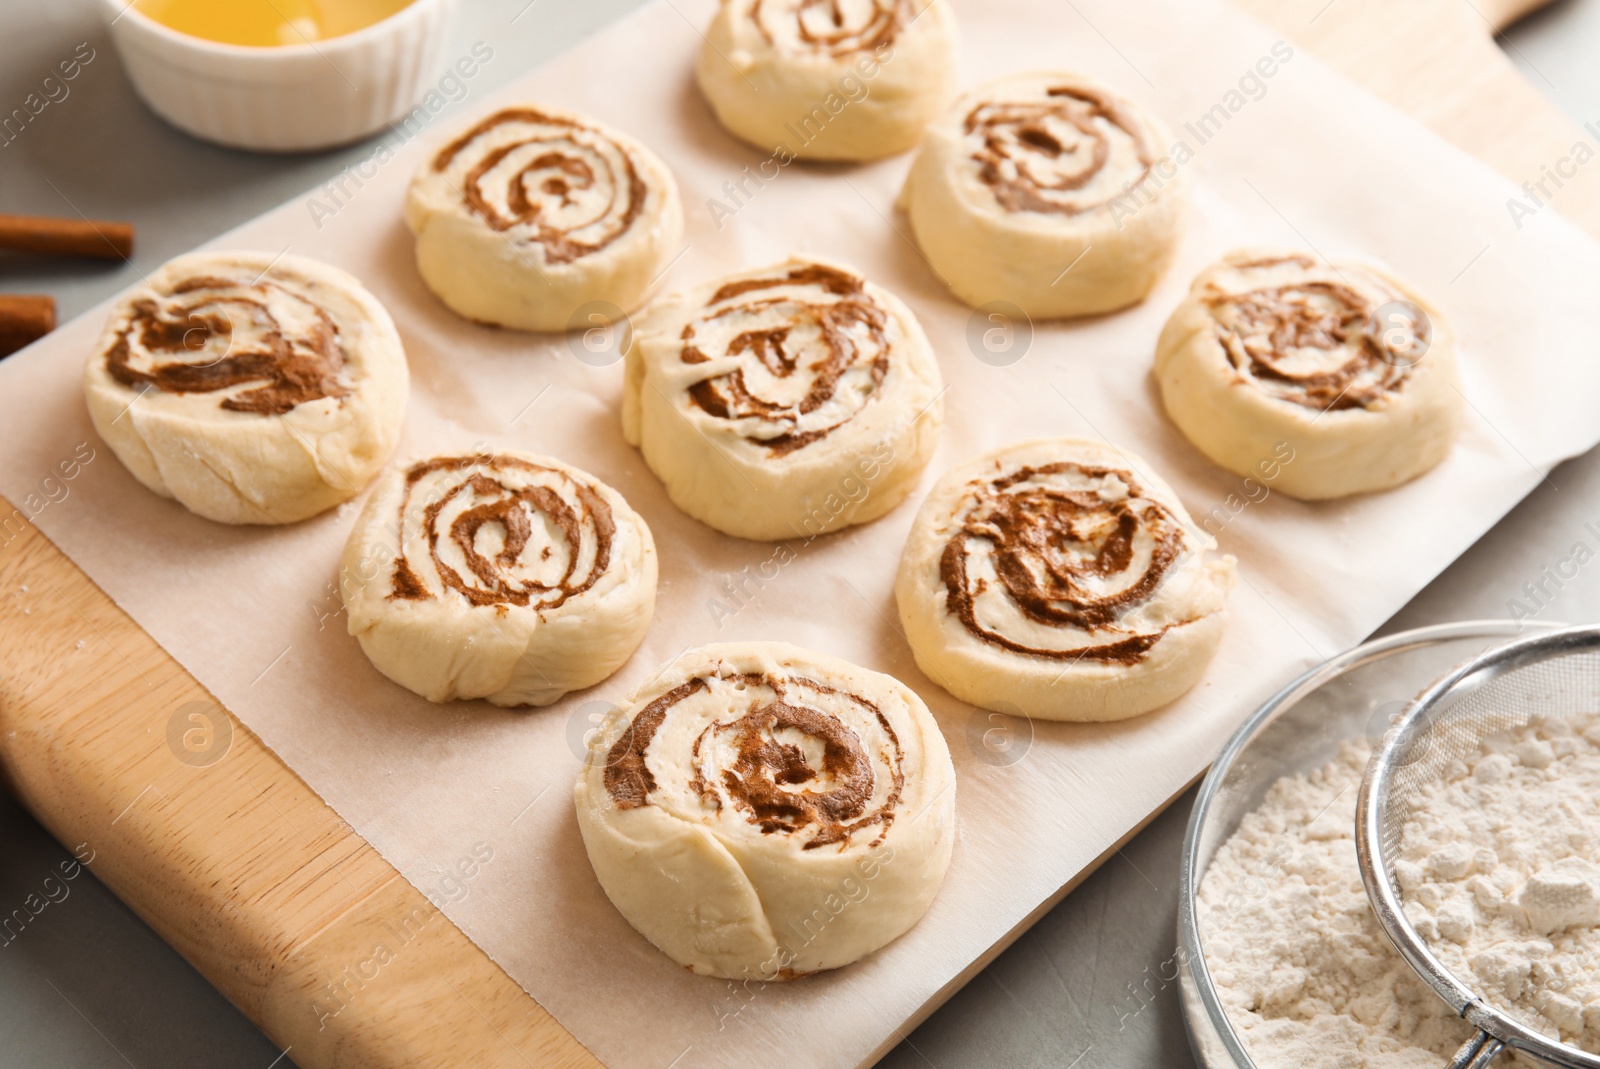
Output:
[1445, 1031, 1503, 1069]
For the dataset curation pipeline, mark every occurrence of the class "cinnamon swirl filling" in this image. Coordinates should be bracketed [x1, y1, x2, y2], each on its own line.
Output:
[679, 263, 892, 456]
[105, 274, 348, 416]
[750, 0, 910, 55]
[1204, 254, 1427, 411]
[432, 108, 648, 265]
[388, 454, 616, 611]
[967, 86, 1157, 216]
[604, 670, 905, 850]
[940, 462, 1185, 664]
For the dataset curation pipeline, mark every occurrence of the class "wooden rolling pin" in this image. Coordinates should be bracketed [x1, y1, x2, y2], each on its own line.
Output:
[0, 212, 134, 260]
[0, 294, 57, 358]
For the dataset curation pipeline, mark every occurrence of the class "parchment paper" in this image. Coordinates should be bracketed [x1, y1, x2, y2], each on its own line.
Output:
[4, 0, 1600, 1065]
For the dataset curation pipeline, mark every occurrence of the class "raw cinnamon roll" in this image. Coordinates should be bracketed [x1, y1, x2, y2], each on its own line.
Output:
[340, 450, 657, 707]
[622, 256, 943, 541]
[1154, 249, 1462, 499]
[695, 0, 957, 161]
[903, 71, 1186, 318]
[82, 251, 408, 525]
[574, 642, 955, 980]
[896, 439, 1235, 722]
[405, 105, 683, 331]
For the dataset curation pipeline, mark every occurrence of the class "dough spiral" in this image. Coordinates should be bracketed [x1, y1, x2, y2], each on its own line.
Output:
[897, 439, 1235, 722]
[1201, 253, 1419, 411]
[903, 71, 1186, 318]
[695, 0, 957, 161]
[624, 257, 942, 541]
[966, 85, 1157, 217]
[748, 0, 909, 56]
[939, 461, 1186, 665]
[604, 671, 905, 850]
[433, 108, 647, 265]
[575, 643, 955, 979]
[1155, 249, 1463, 499]
[387, 454, 617, 611]
[83, 251, 407, 525]
[341, 450, 656, 707]
[680, 263, 892, 457]
[406, 104, 683, 331]
[106, 275, 348, 416]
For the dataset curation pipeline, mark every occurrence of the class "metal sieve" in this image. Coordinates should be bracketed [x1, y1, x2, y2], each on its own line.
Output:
[1357, 623, 1600, 1069]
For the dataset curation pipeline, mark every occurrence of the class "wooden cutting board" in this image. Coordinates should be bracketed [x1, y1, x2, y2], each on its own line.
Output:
[2, 2, 1594, 1066]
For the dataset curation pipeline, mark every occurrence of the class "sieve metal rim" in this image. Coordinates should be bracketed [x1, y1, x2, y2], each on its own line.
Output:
[1179, 619, 1559, 1069]
[1357, 623, 1600, 1069]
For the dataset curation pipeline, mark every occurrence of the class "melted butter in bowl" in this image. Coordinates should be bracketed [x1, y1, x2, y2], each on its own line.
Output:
[131, 0, 416, 47]
[104, 0, 459, 151]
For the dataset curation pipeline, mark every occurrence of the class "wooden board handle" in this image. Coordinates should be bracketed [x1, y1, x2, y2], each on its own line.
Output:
[1239, 0, 1600, 239]
[1476, 0, 1554, 30]
[0, 213, 135, 260]
[0, 519, 602, 1069]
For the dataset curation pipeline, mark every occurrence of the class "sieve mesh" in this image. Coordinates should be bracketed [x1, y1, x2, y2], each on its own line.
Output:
[1381, 649, 1600, 862]
[1359, 625, 1600, 1069]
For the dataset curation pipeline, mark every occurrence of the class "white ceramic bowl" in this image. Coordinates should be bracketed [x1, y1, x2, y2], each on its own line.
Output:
[102, 0, 461, 153]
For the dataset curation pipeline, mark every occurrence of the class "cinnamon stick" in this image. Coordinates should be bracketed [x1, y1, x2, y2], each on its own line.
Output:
[0, 213, 134, 260]
[0, 294, 57, 358]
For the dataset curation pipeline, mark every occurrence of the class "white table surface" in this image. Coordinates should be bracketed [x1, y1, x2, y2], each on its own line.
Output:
[1, 1, 1597, 1065]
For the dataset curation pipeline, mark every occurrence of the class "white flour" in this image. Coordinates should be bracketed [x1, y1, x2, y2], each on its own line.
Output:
[1198, 717, 1600, 1068]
